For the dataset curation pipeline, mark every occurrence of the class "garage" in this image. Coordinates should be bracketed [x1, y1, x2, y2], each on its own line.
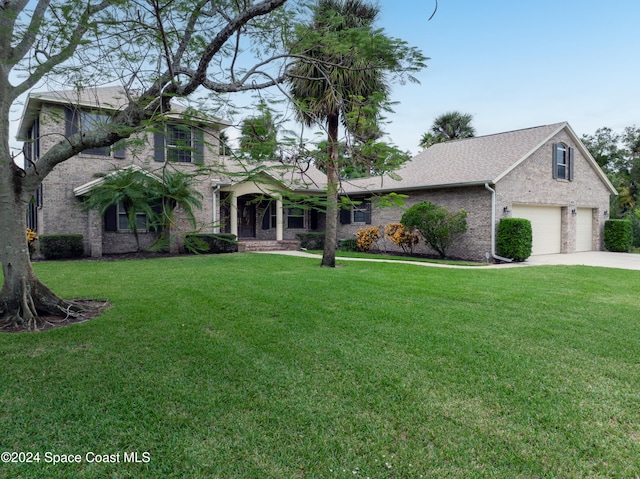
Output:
[576, 208, 593, 251]
[511, 205, 562, 255]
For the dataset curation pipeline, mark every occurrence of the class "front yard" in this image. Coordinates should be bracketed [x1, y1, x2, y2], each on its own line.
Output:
[1, 254, 639, 478]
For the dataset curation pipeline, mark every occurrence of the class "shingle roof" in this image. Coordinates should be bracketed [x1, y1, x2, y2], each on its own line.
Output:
[17, 87, 230, 138]
[342, 122, 570, 193]
[215, 159, 327, 192]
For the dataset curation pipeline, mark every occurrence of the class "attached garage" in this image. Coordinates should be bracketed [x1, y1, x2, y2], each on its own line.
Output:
[512, 205, 562, 255]
[576, 208, 593, 251]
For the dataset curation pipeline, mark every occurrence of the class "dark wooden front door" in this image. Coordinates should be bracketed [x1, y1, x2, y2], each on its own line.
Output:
[238, 199, 256, 238]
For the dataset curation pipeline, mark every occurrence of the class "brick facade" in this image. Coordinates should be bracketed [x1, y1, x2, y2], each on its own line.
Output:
[497, 130, 611, 252]
[337, 127, 614, 261]
[32, 101, 222, 257]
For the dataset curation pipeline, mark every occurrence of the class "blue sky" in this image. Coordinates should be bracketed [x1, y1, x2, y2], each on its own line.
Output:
[378, 0, 640, 154]
[11, 0, 638, 158]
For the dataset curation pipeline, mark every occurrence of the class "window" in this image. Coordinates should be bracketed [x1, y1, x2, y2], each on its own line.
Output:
[553, 143, 573, 181]
[154, 124, 204, 163]
[287, 207, 305, 229]
[339, 199, 372, 225]
[104, 203, 148, 232]
[65, 108, 125, 158]
[262, 201, 277, 230]
[117, 203, 148, 231]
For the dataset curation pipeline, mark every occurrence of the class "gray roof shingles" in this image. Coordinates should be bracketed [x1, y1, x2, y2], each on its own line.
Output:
[342, 122, 567, 193]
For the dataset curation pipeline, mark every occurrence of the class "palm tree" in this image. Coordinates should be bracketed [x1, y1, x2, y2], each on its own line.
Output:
[287, 0, 389, 267]
[151, 168, 204, 251]
[419, 111, 475, 148]
[82, 168, 157, 251]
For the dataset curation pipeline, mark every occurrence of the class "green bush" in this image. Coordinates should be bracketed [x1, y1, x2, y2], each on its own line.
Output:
[497, 218, 532, 262]
[630, 217, 640, 248]
[604, 219, 633, 252]
[296, 232, 325, 250]
[39, 234, 84, 260]
[184, 234, 238, 254]
[338, 238, 359, 252]
[401, 201, 467, 258]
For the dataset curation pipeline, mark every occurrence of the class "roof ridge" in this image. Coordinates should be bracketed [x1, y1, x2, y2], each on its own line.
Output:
[431, 122, 567, 146]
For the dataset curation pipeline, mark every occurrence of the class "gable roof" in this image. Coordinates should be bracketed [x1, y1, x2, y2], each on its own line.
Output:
[342, 122, 617, 195]
[73, 165, 163, 197]
[17, 86, 231, 139]
[214, 158, 327, 193]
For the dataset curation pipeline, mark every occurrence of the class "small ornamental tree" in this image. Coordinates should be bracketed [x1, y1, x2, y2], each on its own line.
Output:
[355, 226, 381, 252]
[384, 222, 419, 254]
[400, 202, 467, 258]
[497, 218, 532, 262]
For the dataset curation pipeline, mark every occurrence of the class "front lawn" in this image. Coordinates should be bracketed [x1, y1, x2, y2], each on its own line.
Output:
[1, 254, 639, 478]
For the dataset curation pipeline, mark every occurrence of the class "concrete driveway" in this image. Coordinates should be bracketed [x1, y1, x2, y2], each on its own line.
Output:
[260, 250, 640, 270]
[524, 251, 640, 270]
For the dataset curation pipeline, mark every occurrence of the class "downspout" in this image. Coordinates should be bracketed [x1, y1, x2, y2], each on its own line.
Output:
[484, 183, 513, 263]
[212, 184, 220, 233]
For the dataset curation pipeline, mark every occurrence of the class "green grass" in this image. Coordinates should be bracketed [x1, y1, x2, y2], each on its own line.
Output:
[1, 253, 639, 478]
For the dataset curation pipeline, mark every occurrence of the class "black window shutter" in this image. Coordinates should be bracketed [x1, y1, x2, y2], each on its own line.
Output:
[65, 107, 79, 137]
[154, 131, 165, 162]
[112, 141, 126, 159]
[104, 204, 117, 231]
[339, 208, 351, 224]
[568, 147, 574, 181]
[194, 128, 204, 163]
[551, 143, 559, 179]
[310, 208, 318, 230]
[364, 200, 372, 225]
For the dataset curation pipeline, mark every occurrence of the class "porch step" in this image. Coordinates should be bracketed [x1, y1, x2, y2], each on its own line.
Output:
[238, 239, 301, 253]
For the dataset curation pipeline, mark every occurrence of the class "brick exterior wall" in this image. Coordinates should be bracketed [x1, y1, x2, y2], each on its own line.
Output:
[34, 103, 222, 257]
[337, 185, 493, 261]
[337, 130, 612, 261]
[496, 130, 611, 252]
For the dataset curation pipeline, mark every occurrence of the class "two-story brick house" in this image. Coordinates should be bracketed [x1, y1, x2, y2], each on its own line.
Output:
[19, 87, 615, 261]
[19, 87, 326, 257]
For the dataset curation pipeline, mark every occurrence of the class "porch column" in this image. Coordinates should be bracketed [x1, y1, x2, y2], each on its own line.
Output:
[230, 192, 238, 238]
[212, 185, 220, 233]
[276, 196, 284, 241]
[87, 209, 102, 258]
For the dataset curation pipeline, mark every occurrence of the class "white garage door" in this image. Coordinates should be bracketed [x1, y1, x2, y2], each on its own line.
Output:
[512, 205, 562, 255]
[576, 208, 593, 252]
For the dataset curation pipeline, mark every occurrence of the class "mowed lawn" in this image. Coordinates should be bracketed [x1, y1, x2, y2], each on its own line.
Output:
[1, 254, 639, 478]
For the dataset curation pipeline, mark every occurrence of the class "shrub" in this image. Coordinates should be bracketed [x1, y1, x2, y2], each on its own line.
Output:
[184, 234, 238, 254]
[497, 218, 532, 262]
[384, 223, 420, 254]
[604, 219, 633, 252]
[39, 234, 84, 260]
[296, 232, 325, 250]
[355, 226, 381, 252]
[401, 202, 467, 258]
[338, 238, 359, 252]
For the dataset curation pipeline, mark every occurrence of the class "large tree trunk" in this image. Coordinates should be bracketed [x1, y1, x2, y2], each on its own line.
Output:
[0, 157, 83, 331]
[321, 114, 340, 268]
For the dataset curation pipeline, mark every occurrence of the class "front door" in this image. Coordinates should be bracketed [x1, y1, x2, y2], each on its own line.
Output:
[238, 199, 256, 238]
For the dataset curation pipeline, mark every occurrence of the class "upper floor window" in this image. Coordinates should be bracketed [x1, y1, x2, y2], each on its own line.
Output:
[552, 142, 574, 181]
[65, 107, 125, 158]
[24, 118, 40, 166]
[154, 124, 204, 164]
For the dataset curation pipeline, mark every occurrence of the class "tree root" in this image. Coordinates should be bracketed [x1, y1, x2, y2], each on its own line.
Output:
[0, 277, 109, 332]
